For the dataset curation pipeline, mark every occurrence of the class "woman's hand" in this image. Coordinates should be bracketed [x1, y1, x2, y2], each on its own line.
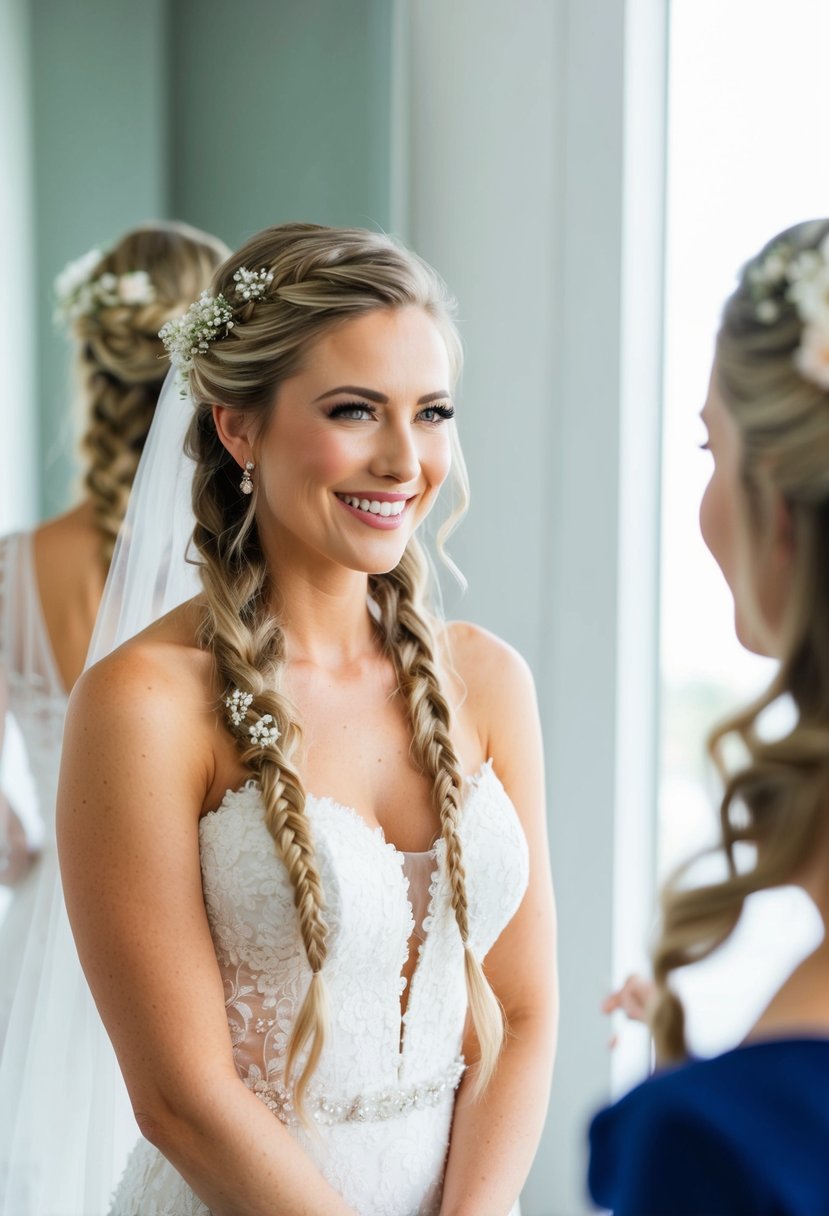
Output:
[0, 802, 37, 886]
[602, 974, 655, 1025]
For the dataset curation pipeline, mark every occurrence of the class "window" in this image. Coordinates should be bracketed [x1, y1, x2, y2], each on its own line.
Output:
[659, 0, 829, 1054]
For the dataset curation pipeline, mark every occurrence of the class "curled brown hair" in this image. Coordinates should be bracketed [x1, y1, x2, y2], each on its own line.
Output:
[651, 219, 829, 1061]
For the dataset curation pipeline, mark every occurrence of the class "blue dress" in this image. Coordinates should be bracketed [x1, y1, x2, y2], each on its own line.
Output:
[588, 1038, 829, 1215]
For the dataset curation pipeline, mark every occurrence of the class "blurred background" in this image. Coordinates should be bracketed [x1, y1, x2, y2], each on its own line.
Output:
[1, 1, 828, 1212]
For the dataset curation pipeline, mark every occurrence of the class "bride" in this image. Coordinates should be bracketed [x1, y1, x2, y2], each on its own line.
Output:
[58, 223, 557, 1215]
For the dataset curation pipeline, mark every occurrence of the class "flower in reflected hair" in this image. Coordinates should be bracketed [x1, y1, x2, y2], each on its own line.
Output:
[54, 247, 156, 324]
[750, 232, 829, 389]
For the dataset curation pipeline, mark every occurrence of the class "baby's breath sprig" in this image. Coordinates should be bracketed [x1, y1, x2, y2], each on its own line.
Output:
[234, 267, 274, 301]
[54, 247, 156, 326]
[159, 291, 234, 376]
[749, 233, 829, 391]
[223, 688, 281, 751]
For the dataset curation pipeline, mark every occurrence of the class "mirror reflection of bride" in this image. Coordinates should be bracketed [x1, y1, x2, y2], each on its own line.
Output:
[0, 221, 227, 1201]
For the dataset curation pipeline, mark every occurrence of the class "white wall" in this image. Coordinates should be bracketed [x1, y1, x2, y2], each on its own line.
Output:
[402, 2, 666, 1210]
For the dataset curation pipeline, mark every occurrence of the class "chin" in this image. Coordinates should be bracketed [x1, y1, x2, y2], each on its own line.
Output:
[734, 610, 775, 659]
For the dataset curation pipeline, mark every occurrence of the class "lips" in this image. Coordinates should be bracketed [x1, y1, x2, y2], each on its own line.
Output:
[335, 494, 406, 517]
[334, 491, 413, 529]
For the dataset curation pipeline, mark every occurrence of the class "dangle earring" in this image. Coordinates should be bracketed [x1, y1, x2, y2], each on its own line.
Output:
[240, 460, 255, 495]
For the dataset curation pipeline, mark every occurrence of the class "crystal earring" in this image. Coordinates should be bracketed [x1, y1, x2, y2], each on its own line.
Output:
[240, 460, 254, 495]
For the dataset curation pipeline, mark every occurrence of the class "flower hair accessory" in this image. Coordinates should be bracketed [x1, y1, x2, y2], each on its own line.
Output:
[159, 291, 234, 375]
[749, 231, 829, 390]
[234, 267, 274, 301]
[159, 266, 274, 380]
[54, 247, 156, 324]
[224, 688, 281, 750]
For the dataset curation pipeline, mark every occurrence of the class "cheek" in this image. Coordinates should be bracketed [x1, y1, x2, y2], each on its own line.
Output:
[699, 466, 735, 584]
[272, 427, 356, 488]
[421, 433, 453, 492]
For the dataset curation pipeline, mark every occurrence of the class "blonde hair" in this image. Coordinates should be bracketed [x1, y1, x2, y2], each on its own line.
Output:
[72, 222, 228, 565]
[185, 223, 500, 1113]
[651, 218, 829, 1062]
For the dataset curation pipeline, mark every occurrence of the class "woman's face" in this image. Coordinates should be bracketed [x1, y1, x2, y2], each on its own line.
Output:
[251, 305, 455, 579]
[699, 368, 792, 657]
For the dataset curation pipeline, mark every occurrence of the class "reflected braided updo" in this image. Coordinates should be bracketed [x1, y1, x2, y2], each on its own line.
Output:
[70, 222, 227, 565]
[185, 223, 501, 1114]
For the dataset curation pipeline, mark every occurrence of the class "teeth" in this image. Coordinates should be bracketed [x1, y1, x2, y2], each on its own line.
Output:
[340, 495, 406, 516]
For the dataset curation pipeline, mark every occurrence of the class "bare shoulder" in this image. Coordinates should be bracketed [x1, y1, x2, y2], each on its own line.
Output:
[67, 598, 217, 780]
[76, 598, 208, 700]
[439, 620, 539, 778]
[441, 619, 536, 705]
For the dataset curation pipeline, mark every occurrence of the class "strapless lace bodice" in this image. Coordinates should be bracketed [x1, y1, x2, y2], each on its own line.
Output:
[110, 761, 529, 1216]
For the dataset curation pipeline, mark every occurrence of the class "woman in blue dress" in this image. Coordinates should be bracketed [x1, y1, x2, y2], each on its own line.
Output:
[590, 217, 829, 1215]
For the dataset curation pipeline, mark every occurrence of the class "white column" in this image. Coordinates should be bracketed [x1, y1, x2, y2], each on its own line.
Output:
[0, 0, 36, 531]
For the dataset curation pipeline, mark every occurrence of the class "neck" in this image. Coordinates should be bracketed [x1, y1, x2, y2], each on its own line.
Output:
[263, 549, 378, 670]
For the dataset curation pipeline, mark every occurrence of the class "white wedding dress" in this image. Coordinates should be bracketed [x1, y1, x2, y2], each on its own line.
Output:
[110, 760, 529, 1216]
[0, 532, 68, 1043]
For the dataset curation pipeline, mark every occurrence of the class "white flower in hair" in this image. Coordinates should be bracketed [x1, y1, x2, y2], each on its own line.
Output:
[224, 688, 253, 727]
[159, 290, 234, 373]
[751, 233, 829, 392]
[233, 267, 274, 301]
[54, 248, 104, 308]
[54, 248, 156, 324]
[795, 324, 829, 391]
[118, 270, 155, 306]
[249, 714, 280, 749]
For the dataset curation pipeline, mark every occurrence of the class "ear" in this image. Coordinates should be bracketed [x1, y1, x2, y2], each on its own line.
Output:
[212, 404, 257, 470]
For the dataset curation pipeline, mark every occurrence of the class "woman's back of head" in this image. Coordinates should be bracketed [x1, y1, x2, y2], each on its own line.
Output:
[62, 221, 229, 566]
[651, 217, 829, 1062]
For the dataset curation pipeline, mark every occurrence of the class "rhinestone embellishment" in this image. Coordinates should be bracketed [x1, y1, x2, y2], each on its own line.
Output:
[246, 1055, 465, 1127]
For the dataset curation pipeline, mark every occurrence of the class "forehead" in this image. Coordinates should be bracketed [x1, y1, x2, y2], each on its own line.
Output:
[302, 306, 451, 389]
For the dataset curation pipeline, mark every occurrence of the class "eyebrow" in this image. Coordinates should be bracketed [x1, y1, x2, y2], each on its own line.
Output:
[313, 385, 452, 405]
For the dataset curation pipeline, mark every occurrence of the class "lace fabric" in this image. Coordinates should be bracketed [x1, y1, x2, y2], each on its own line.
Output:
[0, 533, 67, 1041]
[0, 533, 139, 1216]
[110, 761, 529, 1216]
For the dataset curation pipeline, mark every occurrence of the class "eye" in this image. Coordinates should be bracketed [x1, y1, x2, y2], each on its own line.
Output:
[327, 402, 377, 421]
[418, 404, 455, 424]
[699, 441, 711, 452]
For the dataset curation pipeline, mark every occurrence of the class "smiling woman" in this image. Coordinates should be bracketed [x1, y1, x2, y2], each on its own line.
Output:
[54, 223, 557, 1216]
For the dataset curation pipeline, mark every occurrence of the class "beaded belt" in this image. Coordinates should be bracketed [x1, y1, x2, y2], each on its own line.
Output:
[246, 1055, 466, 1127]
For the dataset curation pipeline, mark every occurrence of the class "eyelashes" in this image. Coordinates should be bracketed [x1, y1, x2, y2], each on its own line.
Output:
[326, 401, 455, 423]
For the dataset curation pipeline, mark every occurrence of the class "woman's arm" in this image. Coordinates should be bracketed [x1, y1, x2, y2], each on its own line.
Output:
[439, 628, 558, 1216]
[58, 644, 356, 1216]
[0, 663, 36, 887]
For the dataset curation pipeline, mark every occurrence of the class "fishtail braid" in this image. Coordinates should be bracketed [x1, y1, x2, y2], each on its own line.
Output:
[69, 222, 227, 568]
[187, 409, 329, 1118]
[370, 540, 504, 1092]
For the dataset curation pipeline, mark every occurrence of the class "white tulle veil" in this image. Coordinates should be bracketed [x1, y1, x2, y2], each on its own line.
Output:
[0, 368, 200, 1215]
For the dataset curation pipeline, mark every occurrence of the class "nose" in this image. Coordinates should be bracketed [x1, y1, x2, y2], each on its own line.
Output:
[370, 417, 420, 484]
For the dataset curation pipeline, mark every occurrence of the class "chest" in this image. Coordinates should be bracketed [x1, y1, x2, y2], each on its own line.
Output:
[286, 660, 465, 853]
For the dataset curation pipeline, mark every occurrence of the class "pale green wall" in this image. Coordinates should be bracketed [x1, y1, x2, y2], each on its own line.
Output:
[31, 0, 168, 517]
[30, 0, 394, 518]
[169, 0, 394, 248]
